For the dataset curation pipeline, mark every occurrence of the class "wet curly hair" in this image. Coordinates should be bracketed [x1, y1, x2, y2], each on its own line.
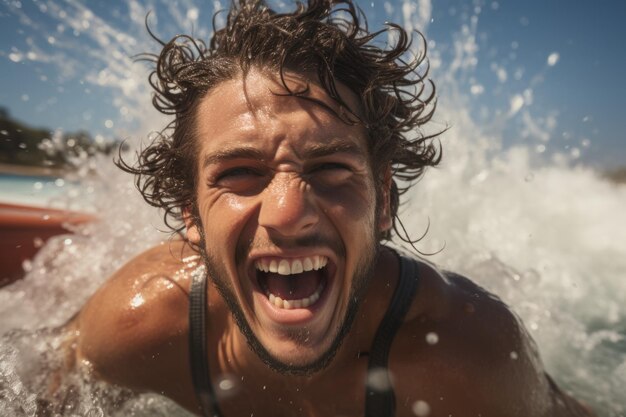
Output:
[119, 0, 442, 243]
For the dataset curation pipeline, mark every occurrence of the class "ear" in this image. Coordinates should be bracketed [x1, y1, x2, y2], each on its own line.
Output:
[182, 206, 202, 245]
[377, 166, 393, 234]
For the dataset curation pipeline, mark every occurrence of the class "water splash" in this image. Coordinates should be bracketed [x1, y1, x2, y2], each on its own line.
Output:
[1, 1, 624, 416]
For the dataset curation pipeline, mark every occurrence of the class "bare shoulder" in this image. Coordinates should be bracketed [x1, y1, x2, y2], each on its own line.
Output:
[393, 259, 595, 416]
[72, 240, 201, 391]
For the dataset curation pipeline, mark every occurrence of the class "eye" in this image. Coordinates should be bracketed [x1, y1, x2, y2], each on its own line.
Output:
[309, 162, 353, 185]
[211, 166, 267, 194]
[312, 162, 352, 172]
[216, 167, 262, 181]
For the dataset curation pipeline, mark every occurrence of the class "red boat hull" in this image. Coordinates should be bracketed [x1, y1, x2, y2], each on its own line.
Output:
[0, 202, 93, 286]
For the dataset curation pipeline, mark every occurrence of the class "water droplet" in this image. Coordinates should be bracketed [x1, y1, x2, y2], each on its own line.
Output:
[367, 367, 392, 392]
[187, 8, 199, 21]
[496, 67, 507, 83]
[425, 332, 439, 345]
[509, 94, 524, 115]
[547, 52, 560, 67]
[412, 400, 431, 416]
[64, 238, 73, 246]
[54, 178, 65, 187]
[9, 52, 23, 63]
[470, 84, 484, 95]
[33, 237, 44, 248]
[510, 351, 519, 360]
[22, 259, 33, 272]
[218, 376, 235, 391]
[130, 293, 145, 308]
[104, 119, 114, 128]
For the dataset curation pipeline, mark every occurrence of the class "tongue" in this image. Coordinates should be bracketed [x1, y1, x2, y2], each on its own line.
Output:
[264, 270, 322, 300]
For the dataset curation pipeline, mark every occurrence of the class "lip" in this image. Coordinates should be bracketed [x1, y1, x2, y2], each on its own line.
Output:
[245, 249, 338, 326]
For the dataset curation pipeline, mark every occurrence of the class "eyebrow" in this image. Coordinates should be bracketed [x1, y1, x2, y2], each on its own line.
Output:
[202, 147, 266, 169]
[303, 141, 366, 160]
[202, 139, 366, 169]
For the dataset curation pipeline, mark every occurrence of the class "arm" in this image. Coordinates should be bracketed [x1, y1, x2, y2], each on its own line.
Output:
[394, 268, 596, 417]
[445, 273, 597, 417]
[66, 242, 203, 411]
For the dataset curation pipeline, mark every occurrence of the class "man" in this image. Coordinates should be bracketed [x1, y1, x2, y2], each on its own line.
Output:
[66, 1, 595, 416]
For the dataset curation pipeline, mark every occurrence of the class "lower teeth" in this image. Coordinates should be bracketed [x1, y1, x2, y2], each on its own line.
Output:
[267, 281, 325, 310]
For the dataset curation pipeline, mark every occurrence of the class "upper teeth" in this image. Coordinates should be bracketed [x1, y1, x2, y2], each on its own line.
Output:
[255, 256, 328, 275]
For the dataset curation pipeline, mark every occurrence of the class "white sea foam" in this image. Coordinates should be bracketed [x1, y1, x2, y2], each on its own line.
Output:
[0, 1, 624, 416]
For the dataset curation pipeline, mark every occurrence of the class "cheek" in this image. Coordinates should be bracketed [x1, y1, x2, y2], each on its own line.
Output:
[225, 194, 246, 211]
[199, 192, 255, 246]
[319, 181, 375, 218]
[321, 185, 377, 236]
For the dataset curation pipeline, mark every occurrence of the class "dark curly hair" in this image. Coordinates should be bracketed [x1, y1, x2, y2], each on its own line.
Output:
[119, 0, 442, 244]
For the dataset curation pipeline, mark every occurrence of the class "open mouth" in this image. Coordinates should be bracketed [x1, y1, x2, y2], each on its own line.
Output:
[254, 256, 330, 310]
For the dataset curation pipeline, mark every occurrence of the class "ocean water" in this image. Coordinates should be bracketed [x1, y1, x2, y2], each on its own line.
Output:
[0, 1, 625, 416]
[0, 173, 61, 207]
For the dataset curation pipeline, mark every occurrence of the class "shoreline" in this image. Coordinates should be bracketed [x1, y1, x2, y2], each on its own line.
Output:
[0, 163, 67, 178]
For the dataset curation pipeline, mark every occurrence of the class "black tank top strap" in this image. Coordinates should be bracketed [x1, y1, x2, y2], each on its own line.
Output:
[188, 251, 419, 417]
[365, 250, 420, 417]
[188, 266, 224, 417]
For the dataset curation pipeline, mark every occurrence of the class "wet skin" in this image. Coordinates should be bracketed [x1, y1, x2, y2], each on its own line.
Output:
[68, 70, 596, 416]
[184, 69, 387, 372]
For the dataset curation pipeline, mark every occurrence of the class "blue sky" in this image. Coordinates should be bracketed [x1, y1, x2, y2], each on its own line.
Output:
[1, 0, 625, 169]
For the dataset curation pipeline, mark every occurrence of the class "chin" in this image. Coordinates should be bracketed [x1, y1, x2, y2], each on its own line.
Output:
[271, 347, 326, 370]
[251, 292, 363, 376]
[260, 345, 337, 376]
[199, 233, 379, 376]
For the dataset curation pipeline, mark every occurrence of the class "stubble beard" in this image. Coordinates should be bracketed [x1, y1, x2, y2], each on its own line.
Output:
[196, 228, 380, 376]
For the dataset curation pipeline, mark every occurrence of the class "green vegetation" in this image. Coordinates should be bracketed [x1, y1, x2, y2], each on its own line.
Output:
[1, 106, 623, 184]
[605, 167, 626, 184]
[0, 106, 122, 169]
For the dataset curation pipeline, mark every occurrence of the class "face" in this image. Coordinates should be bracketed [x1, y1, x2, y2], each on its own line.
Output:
[185, 68, 392, 374]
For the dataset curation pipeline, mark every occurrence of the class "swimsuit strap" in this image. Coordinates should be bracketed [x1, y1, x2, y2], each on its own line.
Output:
[189, 266, 224, 417]
[365, 251, 420, 417]
[188, 251, 419, 417]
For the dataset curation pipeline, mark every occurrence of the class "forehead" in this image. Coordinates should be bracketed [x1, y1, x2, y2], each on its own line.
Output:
[193, 69, 368, 158]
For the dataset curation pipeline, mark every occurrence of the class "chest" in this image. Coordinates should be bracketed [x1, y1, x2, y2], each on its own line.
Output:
[214, 359, 370, 417]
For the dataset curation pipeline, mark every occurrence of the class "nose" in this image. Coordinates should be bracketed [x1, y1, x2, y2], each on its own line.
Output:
[258, 173, 319, 237]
